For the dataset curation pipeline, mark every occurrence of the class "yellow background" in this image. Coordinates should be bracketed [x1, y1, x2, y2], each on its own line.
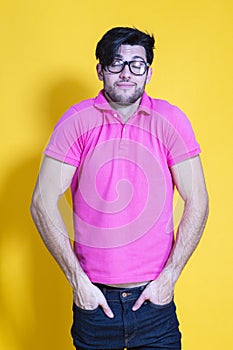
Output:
[0, 0, 232, 349]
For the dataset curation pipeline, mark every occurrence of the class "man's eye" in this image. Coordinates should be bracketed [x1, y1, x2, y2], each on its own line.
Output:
[111, 60, 123, 67]
[131, 61, 144, 68]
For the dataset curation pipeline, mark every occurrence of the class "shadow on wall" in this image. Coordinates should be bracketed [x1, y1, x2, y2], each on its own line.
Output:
[0, 78, 91, 350]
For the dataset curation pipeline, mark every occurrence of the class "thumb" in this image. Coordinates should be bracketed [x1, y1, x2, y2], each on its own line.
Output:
[132, 294, 146, 311]
[100, 300, 114, 319]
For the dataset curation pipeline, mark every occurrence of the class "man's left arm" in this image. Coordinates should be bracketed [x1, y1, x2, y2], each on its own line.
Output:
[132, 155, 209, 310]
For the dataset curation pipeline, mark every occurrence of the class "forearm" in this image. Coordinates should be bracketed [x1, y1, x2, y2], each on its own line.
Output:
[132, 157, 209, 309]
[30, 194, 90, 290]
[164, 195, 209, 285]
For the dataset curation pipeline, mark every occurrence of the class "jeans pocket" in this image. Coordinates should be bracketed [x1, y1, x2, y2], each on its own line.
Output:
[73, 302, 100, 314]
[146, 299, 174, 309]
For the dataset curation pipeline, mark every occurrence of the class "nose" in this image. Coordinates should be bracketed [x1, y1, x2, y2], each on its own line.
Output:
[119, 63, 131, 79]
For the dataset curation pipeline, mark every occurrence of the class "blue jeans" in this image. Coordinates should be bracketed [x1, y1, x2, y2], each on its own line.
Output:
[71, 283, 181, 349]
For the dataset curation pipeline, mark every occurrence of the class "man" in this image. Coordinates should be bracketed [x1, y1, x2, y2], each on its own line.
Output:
[31, 27, 209, 349]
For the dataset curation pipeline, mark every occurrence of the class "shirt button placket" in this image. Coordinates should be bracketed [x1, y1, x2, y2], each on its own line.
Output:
[121, 125, 126, 138]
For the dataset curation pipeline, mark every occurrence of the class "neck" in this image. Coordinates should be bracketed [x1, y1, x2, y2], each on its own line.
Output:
[104, 93, 141, 123]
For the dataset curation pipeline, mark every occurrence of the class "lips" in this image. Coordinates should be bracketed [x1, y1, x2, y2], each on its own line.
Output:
[115, 82, 136, 89]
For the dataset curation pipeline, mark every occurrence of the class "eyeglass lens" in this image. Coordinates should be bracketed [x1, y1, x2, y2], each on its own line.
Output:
[107, 60, 148, 75]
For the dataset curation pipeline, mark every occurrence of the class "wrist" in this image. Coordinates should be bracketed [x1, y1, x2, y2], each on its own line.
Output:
[158, 264, 178, 288]
[70, 270, 92, 290]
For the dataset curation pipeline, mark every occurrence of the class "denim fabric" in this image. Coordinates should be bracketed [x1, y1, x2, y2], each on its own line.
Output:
[71, 283, 181, 349]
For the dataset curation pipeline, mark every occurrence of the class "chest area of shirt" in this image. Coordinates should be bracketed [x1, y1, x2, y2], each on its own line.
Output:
[80, 119, 167, 162]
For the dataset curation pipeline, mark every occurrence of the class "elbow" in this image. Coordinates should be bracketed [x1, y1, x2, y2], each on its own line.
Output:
[198, 190, 209, 233]
[199, 191, 209, 220]
[30, 188, 59, 222]
[30, 190, 43, 221]
[30, 201, 37, 222]
[201, 187, 209, 218]
[205, 190, 209, 214]
[196, 189, 210, 225]
[186, 187, 209, 218]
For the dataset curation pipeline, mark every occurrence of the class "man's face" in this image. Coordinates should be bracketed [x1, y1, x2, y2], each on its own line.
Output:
[97, 45, 152, 105]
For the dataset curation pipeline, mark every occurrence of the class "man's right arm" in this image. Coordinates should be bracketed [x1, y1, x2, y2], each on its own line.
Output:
[30, 156, 114, 317]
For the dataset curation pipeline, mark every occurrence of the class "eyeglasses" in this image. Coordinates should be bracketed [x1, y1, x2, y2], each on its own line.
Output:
[106, 59, 149, 76]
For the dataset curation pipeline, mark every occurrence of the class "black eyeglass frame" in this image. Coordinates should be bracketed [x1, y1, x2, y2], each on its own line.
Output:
[106, 60, 150, 76]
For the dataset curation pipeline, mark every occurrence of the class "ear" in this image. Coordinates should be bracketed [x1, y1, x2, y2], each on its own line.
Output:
[96, 63, 104, 81]
[145, 67, 153, 84]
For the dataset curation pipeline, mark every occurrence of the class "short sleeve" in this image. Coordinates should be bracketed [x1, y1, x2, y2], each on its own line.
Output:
[165, 105, 201, 166]
[44, 106, 83, 167]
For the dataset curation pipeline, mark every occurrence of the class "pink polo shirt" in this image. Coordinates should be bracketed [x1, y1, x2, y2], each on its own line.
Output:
[44, 90, 201, 284]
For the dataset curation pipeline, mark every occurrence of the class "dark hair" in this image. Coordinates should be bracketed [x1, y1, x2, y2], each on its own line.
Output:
[95, 27, 155, 69]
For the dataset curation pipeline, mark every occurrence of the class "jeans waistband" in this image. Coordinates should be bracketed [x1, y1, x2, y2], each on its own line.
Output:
[93, 282, 150, 300]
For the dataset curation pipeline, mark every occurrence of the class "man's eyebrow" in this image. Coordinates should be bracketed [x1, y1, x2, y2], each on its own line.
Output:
[114, 54, 123, 59]
[132, 55, 146, 61]
[114, 54, 146, 61]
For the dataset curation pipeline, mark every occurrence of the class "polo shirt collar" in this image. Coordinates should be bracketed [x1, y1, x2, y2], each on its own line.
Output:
[94, 89, 152, 115]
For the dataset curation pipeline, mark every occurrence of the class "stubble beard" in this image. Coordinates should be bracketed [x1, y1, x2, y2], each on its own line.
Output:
[104, 80, 146, 105]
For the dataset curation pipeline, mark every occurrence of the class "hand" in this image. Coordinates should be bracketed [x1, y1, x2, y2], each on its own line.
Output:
[132, 270, 174, 311]
[73, 280, 114, 318]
